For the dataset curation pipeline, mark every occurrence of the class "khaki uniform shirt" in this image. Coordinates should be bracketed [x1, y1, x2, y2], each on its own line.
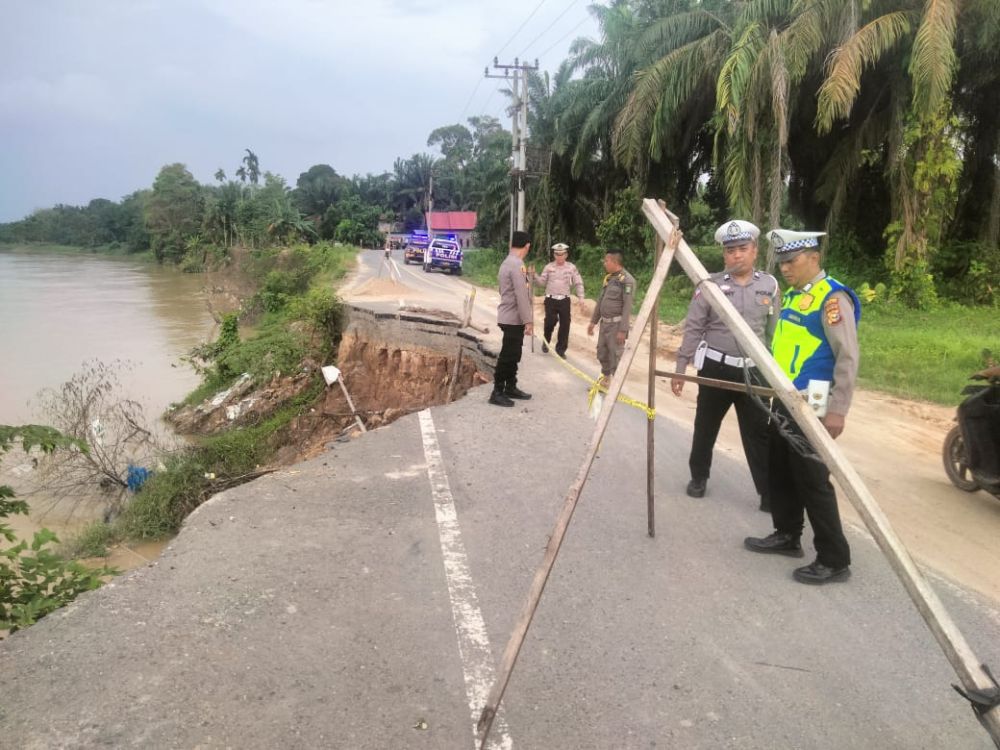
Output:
[590, 269, 635, 334]
[675, 270, 780, 372]
[497, 252, 533, 325]
[535, 261, 584, 299]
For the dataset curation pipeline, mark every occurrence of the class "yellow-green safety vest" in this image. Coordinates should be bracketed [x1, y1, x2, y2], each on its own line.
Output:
[771, 276, 861, 389]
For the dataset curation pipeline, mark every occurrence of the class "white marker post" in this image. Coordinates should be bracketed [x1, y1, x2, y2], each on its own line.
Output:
[321, 365, 366, 433]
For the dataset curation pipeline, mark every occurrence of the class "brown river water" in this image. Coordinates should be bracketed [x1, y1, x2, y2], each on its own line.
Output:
[0, 250, 216, 569]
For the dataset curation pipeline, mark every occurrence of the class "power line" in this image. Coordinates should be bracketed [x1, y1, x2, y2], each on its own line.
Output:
[458, 76, 485, 121]
[518, 0, 580, 59]
[494, 0, 549, 58]
[536, 11, 591, 60]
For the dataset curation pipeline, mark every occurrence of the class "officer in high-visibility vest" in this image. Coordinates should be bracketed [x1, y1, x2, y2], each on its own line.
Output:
[744, 229, 860, 585]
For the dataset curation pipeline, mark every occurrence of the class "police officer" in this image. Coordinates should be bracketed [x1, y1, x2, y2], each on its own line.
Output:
[534, 242, 585, 357]
[491, 230, 534, 407]
[587, 249, 635, 382]
[672, 220, 778, 507]
[744, 229, 861, 585]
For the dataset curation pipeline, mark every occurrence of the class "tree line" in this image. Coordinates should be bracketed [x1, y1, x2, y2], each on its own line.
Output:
[1, 0, 997, 307]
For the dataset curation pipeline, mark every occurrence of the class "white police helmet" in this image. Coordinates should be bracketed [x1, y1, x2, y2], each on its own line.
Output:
[714, 219, 760, 246]
[767, 229, 826, 259]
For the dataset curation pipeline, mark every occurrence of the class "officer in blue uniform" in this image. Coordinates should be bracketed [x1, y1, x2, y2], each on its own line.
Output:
[744, 229, 860, 585]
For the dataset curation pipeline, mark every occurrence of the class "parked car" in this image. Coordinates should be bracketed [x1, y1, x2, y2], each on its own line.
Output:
[423, 238, 463, 275]
[403, 230, 430, 264]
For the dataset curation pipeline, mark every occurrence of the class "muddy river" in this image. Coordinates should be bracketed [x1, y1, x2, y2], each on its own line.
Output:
[0, 249, 215, 567]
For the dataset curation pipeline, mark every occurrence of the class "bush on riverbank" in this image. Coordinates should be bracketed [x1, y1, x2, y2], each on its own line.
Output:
[1, 427, 114, 635]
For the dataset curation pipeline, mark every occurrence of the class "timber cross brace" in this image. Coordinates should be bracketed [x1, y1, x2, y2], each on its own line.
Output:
[476, 198, 1000, 749]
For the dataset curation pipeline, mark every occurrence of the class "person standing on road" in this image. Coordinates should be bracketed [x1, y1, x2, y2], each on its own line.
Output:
[671, 220, 778, 508]
[587, 249, 635, 383]
[491, 230, 534, 407]
[744, 229, 861, 585]
[534, 242, 585, 357]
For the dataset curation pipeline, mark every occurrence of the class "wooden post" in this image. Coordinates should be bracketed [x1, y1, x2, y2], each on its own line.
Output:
[646, 230, 665, 538]
[445, 344, 463, 404]
[641, 198, 1000, 747]
[476, 219, 680, 749]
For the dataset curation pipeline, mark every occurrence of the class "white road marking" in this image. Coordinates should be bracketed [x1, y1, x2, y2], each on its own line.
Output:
[418, 408, 513, 750]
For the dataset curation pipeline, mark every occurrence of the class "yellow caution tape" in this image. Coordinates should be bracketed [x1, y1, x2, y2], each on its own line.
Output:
[543, 336, 657, 421]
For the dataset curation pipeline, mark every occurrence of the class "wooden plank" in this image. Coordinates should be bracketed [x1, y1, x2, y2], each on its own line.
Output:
[476, 216, 680, 749]
[655, 369, 776, 398]
[642, 198, 1000, 746]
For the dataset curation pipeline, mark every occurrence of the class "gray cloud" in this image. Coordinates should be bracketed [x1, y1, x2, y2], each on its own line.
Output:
[0, 0, 597, 222]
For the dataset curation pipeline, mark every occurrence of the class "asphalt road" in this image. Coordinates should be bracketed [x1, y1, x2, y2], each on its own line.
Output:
[2, 249, 999, 749]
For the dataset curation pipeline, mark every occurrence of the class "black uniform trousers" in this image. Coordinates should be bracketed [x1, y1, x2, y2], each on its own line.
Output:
[689, 358, 770, 497]
[495, 323, 525, 391]
[542, 296, 572, 356]
[767, 404, 851, 569]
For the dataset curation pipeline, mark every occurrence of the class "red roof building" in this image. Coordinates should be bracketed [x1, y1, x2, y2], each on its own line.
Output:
[426, 211, 478, 247]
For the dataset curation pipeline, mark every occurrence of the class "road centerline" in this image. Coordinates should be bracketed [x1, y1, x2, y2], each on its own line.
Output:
[418, 408, 513, 750]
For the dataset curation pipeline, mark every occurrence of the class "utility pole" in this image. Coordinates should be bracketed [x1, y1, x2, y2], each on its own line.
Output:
[486, 57, 538, 243]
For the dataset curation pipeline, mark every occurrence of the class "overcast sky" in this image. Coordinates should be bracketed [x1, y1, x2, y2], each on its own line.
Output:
[0, 0, 598, 222]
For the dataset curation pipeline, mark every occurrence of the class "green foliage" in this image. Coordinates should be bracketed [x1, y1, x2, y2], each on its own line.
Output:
[145, 163, 204, 263]
[889, 255, 939, 311]
[595, 185, 654, 262]
[287, 286, 345, 352]
[0, 425, 113, 635]
[117, 396, 314, 539]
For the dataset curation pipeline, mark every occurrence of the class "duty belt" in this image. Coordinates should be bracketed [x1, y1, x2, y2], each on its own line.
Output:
[601, 315, 622, 323]
[546, 294, 568, 300]
[705, 346, 754, 369]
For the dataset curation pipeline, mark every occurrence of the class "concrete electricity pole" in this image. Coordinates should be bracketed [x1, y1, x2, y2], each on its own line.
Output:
[486, 57, 538, 243]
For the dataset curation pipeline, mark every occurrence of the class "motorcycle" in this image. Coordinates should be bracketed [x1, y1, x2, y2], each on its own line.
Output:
[943, 365, 1000, 499]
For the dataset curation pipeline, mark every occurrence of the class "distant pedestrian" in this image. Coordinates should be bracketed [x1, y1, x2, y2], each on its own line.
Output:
[491, 230, 534, 407]
[744, 229, 861, 585]
[534, 242, 585, 357]
[671, 220, 778, 508]
[587, 250, 635, 383]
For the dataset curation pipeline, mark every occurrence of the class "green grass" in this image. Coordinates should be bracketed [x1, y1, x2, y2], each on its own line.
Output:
[461, 246, 998, 405]
[856, 303, 999, 405]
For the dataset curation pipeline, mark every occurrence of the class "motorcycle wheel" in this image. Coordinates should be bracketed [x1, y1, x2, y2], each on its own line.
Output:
[943, 425, 980, 492]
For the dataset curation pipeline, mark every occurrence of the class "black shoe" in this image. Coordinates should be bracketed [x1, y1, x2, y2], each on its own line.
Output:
[505, 386, 532, 400]
[743, 532, 804, 558]
[488, 390, 515, 407]
[686, 478, 706, 498]
[555, 349, 566, 358]
[793, 560, 851, 585]
[759, 494, 771, 513]
[541, 342, 549, 353]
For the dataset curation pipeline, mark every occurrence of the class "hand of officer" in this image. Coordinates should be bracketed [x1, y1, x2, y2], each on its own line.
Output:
[822, 412, 845, 439]
[525, 322, 534, 337]
[670, 377, 684, 396]
[587, 323, 595, 337]
[616, 331, 626, 346]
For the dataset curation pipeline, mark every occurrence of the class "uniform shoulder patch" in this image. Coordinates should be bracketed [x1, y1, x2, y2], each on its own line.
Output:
[825, 296, 842, 325]
[624, 284, 633, 294]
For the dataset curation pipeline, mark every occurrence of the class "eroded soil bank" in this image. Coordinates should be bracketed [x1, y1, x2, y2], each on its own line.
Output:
[170, 305, 495, 464]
